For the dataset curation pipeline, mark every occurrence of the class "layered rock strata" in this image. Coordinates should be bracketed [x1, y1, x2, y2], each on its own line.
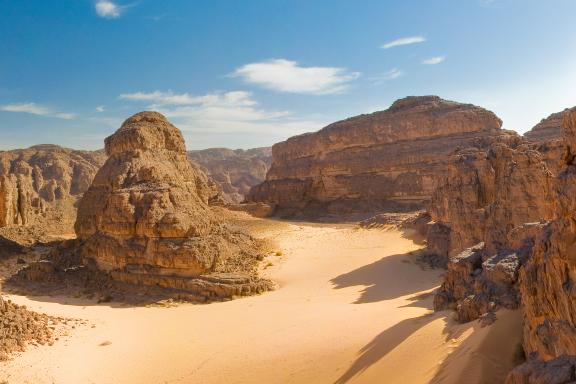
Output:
[69, 112, 272, 299]
[248, 96, 508, 216]
[188, 147, 272, 203]
[525, 109, 568, 176]
[0, 145, 106, 233]
[524, 111, 565, 142]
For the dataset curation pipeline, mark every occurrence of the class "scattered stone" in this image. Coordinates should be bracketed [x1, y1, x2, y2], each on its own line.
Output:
[0, 295, 57, 360]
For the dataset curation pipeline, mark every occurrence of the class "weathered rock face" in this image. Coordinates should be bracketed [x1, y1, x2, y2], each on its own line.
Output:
[428, 138, 554, 261]
[248, 96, 507, 216]
[74, 112, 271, 297]
[430, 136, 555, 321]
[0, 145, 106, 233]
[525, 109, 568, 176]
[505, 108, 576, 383]
[525, 111, 565, 143]
[188, 147, 272, 203]
[516, 109, 576, 361]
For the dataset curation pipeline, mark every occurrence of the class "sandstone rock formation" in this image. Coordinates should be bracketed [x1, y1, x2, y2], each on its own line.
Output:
[430, 136, 555, 321]
[188, 147, 272, 203]
[524, 111, 565, 142]
[71, 111, 271, 299]
[0, 145, 106, 236]
[506, 109, 576, 382]
[525, 109, 568, 176]
[428, 138, 554, 260]
[248, 96, 509, 216]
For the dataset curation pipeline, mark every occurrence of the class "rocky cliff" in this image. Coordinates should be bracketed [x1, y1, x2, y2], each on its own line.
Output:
[430, 136, 555, 321]
[428, 137, 554, 260]
[0, 145, 106, 235]
[524, 111, 565, 142]
[72, 111, 272, 299]
[525, 109, 568, 176]
[188, 147, 271, 203]
[506, 109, 576, 383]
[248, 96, 507, 216]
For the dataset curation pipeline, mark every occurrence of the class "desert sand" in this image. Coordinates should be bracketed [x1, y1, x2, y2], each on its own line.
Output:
[0, 219, 521, 384]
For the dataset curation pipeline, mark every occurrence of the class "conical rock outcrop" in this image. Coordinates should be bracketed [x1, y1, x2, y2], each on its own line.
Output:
[73, 112, 271, 297]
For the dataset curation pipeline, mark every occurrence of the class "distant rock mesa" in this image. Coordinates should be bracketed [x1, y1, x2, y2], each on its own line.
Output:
[188, 147, 271, 204]
[248, 96, 507, 216]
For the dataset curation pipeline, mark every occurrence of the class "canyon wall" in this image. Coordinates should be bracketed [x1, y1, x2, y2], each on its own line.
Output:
[0, 145, 106, 233]
[428, 137, 554, 260]
[430, 137, 555, 321]
[188, 147, 271, 203]
[506, 109, 576, 383]
[247, 96, 509, 216]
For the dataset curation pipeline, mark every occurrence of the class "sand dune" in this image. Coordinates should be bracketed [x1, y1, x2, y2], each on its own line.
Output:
[1, 220, 521, 384]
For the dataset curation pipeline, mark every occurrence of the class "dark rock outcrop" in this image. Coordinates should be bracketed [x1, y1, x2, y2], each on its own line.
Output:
[248, 96, 510, 217]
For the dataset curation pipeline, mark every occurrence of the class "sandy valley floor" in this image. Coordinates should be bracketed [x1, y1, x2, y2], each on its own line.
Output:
[1, 220, 522, 384]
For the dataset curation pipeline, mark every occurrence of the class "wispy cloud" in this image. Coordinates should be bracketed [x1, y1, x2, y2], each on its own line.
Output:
[119, 90, 324, 136]
[120, 90, 257, 107]
[231, 59, 360, 95]
[422, 56, 446, 65]
[95, 1, 123, 19]
[381, 36, 426, 49]
[96, 105, 105, 112]
[0, 103, 76, 120]
[371, 68, 404, 85]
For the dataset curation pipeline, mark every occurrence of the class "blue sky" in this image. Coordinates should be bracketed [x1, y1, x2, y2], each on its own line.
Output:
[1, 0, 576, 150]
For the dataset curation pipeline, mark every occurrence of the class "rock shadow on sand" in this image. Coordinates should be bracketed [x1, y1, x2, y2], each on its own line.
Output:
[330, 252, 440, 305]
[334, 312, 440, 384]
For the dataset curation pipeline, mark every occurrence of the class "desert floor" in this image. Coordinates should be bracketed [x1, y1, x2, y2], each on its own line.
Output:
[1, 219, 522, 384]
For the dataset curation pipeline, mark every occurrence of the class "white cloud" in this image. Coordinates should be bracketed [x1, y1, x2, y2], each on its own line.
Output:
[422, 56, 446, 65]
[119, 90, 324, 137]
[95, 1, 122, 19]
[0, 103, 76, 120]
[231, 59, 360, 95]
[381, 36, 426, 49]
[96, 105, 105, 112]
